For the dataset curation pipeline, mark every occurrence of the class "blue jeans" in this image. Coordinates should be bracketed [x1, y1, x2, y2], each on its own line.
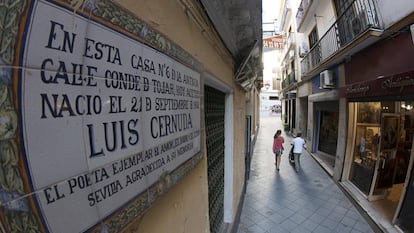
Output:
[294, 153, 301, 171]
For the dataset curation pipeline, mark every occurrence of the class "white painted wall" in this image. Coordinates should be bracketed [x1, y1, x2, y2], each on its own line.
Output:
[300, 0, 335, 48]
[377, 0, 414, 28]
[317, 1, 336, 34]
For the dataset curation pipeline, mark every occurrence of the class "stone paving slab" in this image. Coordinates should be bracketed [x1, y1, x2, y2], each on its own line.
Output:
[237, 114, 376, 233]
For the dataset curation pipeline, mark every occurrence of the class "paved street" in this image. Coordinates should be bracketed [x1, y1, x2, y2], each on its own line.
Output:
[237, 113, 377, 233]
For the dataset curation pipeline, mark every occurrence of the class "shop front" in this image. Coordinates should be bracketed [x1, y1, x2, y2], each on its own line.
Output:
[313, 101, 339, 156]
[310, 100, 339, 174]
[347, 101, 412, 198]
[338, 27, 414, 231]
[283, 92, 297, 132]
[341, 70, 414, 232]
[307, 67, 340, 173]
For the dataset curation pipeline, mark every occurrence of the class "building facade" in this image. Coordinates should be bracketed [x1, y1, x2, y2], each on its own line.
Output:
[0, 0, 262, 232]
[278, 0, 302, 134]
[340, 15, 414, 233]
[282, 0, 414, 231]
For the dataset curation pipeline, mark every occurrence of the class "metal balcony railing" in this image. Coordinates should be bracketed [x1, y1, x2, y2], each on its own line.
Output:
[289, 72, 296, 84]
[282, 72, 297, 89]
[300, 0, 381, 75]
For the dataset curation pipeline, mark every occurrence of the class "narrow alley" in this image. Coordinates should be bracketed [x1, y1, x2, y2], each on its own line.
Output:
[3, 0, 413, 232]
[237, 113, 378, 233]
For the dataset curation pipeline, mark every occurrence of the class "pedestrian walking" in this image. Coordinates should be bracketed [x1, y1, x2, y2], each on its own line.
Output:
[291, 132, 305, 172]
[272, 129, 284, 171]
[237, 116, 376, 233]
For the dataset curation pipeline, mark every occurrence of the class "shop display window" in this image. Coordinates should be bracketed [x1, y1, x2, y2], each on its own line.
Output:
[381, 115, 399, 150]
[350, 101, 413, 196]
[347, 101, 414, 227]
[350, 102, 381, 194]
[357, 102, 381, 124]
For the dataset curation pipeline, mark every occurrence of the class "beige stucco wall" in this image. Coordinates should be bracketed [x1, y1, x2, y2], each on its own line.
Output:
[117, 0, 234, 83]
[0, 0, 252, 231]
[116, 0, 247, 232]
[232, 88, 248, 221]
[132, 160, 210, 233]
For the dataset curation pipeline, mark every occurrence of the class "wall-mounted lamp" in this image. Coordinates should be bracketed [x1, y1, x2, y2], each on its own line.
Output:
[401, 101, 413, 110]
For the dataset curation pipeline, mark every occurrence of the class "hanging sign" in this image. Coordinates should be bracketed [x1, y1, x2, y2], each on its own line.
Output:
[263, 35, 284, 49]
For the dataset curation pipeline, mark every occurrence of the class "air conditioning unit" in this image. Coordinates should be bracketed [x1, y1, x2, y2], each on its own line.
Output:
[289, 50, 295, 58]
[319, 70, 334, 89]
[352, 12, 366, 35]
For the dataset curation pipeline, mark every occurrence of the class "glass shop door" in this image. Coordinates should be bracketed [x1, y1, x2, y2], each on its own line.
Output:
[368, 114, 400, 201]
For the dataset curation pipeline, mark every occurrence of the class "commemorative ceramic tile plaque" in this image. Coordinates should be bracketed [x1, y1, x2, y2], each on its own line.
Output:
[0, 0, 202, 232]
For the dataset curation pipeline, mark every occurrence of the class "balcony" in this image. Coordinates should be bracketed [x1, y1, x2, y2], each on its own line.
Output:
[279, 0, 293, 31]
[289, 72, 297, 84]
[300, 0, 383, 77]
[296, 0, 313, 31]
[282, 32, 296, 61]
[282, 72, 297, 90]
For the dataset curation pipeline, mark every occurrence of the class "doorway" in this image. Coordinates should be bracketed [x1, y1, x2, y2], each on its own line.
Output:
[204, 85, 226, 233]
